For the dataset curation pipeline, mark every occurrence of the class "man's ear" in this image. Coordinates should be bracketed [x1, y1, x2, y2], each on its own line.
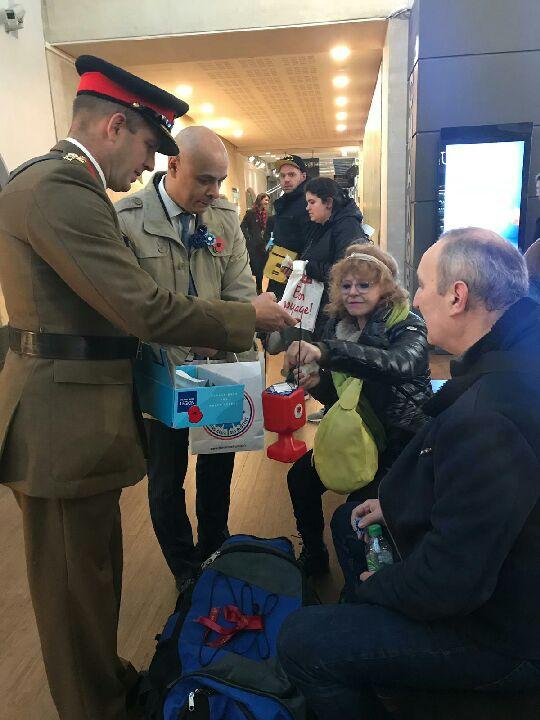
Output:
[449, 280, 469, 315]
[168, 154, 180, 177]
[301, 172, 307, 182]
[105, 112, 127, 142]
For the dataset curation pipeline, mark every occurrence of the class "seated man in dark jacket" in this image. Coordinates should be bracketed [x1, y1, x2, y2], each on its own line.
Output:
[278, 227, 540, 720]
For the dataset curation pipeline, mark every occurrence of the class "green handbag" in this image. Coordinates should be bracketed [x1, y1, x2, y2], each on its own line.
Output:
[312, 302, 409, 494]
[313, 373, 383, 494]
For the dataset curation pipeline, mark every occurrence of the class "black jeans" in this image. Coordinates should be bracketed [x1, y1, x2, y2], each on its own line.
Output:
[286, 450, 381, 551]
[254, 270, 264, 295]
[331, 500, 395, 600]
[146, 420, 235, 581]
[278, 603, 540, 720]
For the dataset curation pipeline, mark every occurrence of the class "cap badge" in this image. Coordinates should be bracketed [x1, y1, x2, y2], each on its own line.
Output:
[62, 152, 86, 164]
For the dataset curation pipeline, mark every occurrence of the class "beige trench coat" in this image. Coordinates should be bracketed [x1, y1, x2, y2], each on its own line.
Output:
[115, 174, 257, 373]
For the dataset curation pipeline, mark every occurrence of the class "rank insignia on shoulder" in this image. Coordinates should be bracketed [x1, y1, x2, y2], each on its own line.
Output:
[62, 152, 86, 164]
[419, 447, 432, 456]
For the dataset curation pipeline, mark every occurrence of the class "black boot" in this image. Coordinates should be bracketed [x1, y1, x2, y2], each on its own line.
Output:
[297, 542, 330, 577]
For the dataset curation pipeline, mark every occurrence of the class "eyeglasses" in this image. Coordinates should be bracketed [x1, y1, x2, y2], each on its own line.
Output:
[340, 281, 375, 294]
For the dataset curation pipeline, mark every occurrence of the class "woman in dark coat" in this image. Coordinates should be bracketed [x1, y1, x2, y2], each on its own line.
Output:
[284, 244, 432, 576]
[240, 193, 270, 294]
[284, 176, 369, 340]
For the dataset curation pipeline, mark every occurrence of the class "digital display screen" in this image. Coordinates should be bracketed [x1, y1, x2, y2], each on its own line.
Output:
[437, 124, 532, 251]
[442, 141, 524, 247]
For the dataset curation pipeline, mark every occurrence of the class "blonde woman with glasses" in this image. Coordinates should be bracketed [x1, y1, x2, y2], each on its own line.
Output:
[283, 244, 432, 576]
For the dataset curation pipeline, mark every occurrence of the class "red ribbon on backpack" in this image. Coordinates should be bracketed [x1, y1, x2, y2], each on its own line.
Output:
[195, 605, 264, 648]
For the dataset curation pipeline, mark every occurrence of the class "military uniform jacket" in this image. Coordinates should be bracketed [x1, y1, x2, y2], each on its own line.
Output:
[115, 172, 257, 371]
[0, 141, 256, 498]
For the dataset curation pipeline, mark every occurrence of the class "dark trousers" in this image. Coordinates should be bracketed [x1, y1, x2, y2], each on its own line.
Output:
[278, 603, 540, 720]
[286, 450, 380, 551]
[13, 489, 138, 720]
[331, 500, 391, 600]
[146, 420, 234, 581]
[254, 270, 264, 295]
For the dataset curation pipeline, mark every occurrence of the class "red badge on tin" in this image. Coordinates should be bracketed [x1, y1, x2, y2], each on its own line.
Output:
[188, 405, 203, 423]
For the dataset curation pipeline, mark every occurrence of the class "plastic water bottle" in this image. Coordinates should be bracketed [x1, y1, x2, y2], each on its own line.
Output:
[265, 231, 274, 252]
[365, 524, 393, 572]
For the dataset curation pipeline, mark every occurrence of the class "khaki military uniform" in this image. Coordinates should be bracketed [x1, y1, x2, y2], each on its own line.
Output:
[0, 141, 256, 720]
[115, 175, 257, 582]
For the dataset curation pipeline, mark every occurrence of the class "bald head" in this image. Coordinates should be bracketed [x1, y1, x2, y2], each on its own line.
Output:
[165, 125, 229, 213]
[175, 125, 228, 162]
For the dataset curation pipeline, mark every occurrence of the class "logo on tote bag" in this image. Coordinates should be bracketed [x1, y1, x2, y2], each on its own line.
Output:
[204, 392, 255, 440]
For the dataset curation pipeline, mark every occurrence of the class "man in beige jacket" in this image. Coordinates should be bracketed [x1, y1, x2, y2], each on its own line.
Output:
[117, 126, 258, 591]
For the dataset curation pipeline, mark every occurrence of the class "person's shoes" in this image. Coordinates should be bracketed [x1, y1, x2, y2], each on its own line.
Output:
[297, 544, 330, 577]
[308, 408, 326, 423]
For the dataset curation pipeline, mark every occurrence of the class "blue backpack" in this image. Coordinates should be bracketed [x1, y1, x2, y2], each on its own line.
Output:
[142, 535, 308, 720]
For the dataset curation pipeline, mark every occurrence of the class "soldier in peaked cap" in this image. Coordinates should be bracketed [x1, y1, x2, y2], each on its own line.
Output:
[0, 55, 293, 720]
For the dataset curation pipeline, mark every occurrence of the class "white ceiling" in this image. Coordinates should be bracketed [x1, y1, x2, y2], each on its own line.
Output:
[57, 20, 387, 154]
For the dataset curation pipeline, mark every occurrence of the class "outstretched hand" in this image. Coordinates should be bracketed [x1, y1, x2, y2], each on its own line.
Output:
[283, 340, 322, 373]
[252, 292, 296, 332]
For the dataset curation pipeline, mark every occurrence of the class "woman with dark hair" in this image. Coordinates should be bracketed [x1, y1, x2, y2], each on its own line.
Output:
[284, 244, 432, 576]
[283, 176, 368, 339]
[241, 193, 270, 294]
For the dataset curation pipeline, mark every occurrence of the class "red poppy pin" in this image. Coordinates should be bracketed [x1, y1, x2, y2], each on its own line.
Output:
[213, 236, 224, 253]
[188, 405, 203, 423]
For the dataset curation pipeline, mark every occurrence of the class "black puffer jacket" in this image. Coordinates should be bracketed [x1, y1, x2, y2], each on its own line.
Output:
[312, 305, 432, 462]
[302, 196, 368, 338]
[273, 181, 313, 255]
[302, 197, 367, 283]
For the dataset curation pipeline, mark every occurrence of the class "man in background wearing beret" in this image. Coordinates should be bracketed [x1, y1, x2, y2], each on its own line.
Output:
[0, 55, 293, 720]
[117, 125, 258, 595]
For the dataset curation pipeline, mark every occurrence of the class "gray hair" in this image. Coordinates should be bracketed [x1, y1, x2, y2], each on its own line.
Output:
[437, 227, 528, 311]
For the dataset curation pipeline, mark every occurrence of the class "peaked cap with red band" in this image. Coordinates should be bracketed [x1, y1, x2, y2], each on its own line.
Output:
[75, 55, 189, 156]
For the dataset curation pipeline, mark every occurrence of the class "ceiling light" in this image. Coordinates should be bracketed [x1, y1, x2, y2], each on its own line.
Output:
[336, 111, 348, 121]
[333, 75, 350, 89]
[336, 124, 347, 132]
[203, 118, 232, 130]
[248, 156, 256, 163]
[200, 102, 214, 114]
[175, 84, 193, 98]
[233, 129, 244, 138]
[330, 45, 351, 62]
[335, 96, 348, 107]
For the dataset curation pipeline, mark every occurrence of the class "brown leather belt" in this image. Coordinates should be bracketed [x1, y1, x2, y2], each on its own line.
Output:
[8, 327, 140, 361]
